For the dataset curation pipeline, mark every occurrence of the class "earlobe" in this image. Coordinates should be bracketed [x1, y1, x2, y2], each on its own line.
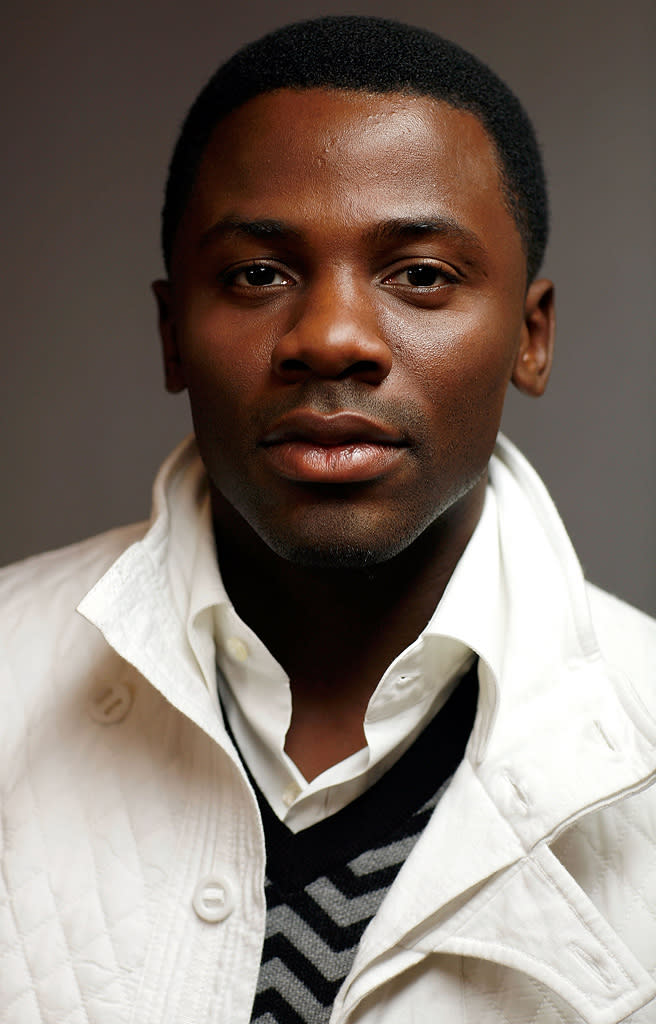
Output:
[152, 279, 187, 394]
[511, 278, 555, 397]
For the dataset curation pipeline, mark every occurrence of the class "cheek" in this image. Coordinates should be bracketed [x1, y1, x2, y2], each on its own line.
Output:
[381, 304, 521, 486]
[384, 304, 520, 406]
[179, 313, 273, 419]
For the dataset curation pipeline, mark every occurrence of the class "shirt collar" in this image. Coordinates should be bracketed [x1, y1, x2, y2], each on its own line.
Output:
[365, 482, 503, 724]
[186, 468, 504, 722]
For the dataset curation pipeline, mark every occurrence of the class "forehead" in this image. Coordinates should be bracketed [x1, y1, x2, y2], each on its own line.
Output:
[177, 88, 522, 269]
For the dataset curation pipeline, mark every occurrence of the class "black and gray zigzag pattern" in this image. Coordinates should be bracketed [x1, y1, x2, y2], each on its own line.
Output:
[252, 790, 442, 1023]
[249, 659, 479, 1023]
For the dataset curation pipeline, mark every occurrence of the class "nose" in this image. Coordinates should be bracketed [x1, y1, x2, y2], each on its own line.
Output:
[271, 276, 393, 385]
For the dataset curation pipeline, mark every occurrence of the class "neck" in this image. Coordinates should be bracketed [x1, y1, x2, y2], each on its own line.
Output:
[212, 478, 486, 778]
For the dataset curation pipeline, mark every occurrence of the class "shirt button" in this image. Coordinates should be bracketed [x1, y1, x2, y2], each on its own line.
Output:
[225, 636, 249, 663]
[192, 874, 235, 923]
[88, 680, 133, 724]
[283, 783, 301, 808]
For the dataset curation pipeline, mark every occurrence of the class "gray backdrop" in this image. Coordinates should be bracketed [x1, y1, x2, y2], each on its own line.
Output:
[2, 0, 655, 614]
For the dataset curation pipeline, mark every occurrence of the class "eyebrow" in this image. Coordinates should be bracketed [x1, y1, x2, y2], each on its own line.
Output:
[199, 214, 487, 262]
[200, 217, 303, 248]
[367, 217, 487, 260]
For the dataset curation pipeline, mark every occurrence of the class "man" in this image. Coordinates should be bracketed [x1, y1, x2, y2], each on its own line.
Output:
[2, 15, 656, 1024]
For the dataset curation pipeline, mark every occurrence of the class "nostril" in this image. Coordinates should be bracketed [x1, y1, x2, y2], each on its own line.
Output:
[336, 361, 382, 381]
[276, 358, 313, 383]
[276, 356, 389, 383]
[271, 326, 393, 383]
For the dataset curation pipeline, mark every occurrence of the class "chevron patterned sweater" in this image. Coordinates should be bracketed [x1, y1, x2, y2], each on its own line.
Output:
[247, 660, 478, 1023]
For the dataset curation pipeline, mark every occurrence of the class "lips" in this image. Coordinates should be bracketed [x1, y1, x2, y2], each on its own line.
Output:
[259, 410, 408, 483]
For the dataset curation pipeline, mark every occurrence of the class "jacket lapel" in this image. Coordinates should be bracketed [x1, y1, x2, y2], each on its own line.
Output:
[337, 759, 656, 1023]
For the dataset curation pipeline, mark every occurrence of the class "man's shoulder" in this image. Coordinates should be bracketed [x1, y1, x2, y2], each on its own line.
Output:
[586, 581, 656, 651]
[0, 522, 148, 632]
[586, 580, 656, 714]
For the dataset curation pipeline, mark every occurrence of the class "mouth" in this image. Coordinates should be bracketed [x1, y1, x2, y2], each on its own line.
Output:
[259, 410, 408, 484]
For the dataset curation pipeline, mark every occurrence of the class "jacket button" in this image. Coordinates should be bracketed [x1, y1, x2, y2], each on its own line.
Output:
[88, 680, 133, 724]
[192, 874, 235, 923]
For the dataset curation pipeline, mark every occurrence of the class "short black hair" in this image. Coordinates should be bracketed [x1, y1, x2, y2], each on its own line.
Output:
[162, 16, 548, 281]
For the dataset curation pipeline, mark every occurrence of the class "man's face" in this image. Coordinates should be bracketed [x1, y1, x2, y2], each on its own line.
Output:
[156, 88, 553, 567]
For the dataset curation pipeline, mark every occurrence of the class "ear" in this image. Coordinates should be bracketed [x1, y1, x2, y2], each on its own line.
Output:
[511, 278, 555, 397]
[152, 279, 187, 393]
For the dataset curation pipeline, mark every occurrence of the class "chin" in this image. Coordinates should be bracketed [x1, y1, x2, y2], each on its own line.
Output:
[259, 518, 424, 571]
[278, 540, 382, 570]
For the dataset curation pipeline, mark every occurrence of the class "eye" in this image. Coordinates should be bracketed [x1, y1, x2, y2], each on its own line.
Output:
[225, 263, 295, 289]
[383, 262, 458, 290]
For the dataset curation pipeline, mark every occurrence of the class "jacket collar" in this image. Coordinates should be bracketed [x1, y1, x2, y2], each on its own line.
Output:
[77, 438, 232, 753]
[473, 437, 656, 844]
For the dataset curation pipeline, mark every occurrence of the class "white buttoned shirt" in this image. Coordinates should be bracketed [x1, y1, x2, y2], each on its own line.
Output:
[186, 477, 504, 831]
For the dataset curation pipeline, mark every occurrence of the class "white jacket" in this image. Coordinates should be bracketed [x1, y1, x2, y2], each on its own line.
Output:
[2, 436, 656, 1024]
